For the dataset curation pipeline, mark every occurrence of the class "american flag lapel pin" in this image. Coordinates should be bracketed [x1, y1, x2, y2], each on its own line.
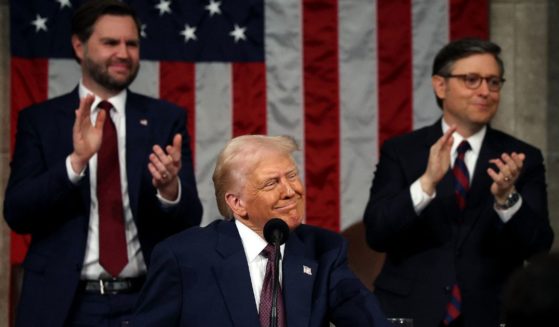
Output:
[303, 265, 312, 276]
[139, 119, 148, 126]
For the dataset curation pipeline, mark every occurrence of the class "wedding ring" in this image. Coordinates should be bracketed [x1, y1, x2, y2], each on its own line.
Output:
[162, 173, 168, 179]
[504, 176, 511, 182]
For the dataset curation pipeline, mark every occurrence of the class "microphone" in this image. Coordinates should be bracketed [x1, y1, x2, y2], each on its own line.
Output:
[263, 218, 289, 327]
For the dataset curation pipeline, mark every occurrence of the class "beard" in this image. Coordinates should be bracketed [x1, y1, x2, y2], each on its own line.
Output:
[83, 55, 139, 93]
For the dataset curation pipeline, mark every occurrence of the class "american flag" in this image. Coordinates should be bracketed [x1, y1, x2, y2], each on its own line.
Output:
[9, 0, 488, 264]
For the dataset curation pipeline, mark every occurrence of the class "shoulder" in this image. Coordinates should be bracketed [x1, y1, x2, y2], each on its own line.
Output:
[18, 91, 78, 119]
[127, 91, 186, 117]
[487, 127, 542, 155]
[292, 224, 347, 254]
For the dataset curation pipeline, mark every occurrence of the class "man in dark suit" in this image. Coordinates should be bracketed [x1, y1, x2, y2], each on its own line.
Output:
[363, 38, 553, 327]
[132, 135, 390, 327]
[3, 1, 202, 326]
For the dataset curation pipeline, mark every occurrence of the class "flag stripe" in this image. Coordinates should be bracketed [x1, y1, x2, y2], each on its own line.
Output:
[159, 61, 197, 161]
[338, 0, 378, 229]
[233, 63, 267, 136]
[450, 0, 489, 40]
[412, 0, 448, 129]
[303, 0, 340, 231]
[377, 1, 413, 147]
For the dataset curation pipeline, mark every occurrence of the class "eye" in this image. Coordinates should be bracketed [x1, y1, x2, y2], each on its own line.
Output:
[287, 171, 298, 180]
[464, 74, 481, 86]
[488, 77, 502, 88]
[262, 179, 278, 190]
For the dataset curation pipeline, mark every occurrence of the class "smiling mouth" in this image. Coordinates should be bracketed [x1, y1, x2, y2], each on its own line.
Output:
[275, 201, 299, 211]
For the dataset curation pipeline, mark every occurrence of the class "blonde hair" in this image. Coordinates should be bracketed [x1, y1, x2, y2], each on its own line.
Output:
[212, 135, 299, 219]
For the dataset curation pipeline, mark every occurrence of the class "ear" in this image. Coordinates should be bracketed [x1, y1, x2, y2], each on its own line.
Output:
[432, 75, 447, 101]
[71, 35, 85, 62]
[225, 193, 247, 218]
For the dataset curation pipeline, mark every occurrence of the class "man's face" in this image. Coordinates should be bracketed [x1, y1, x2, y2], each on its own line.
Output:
[235, 151, 305, 237]
[73, 15, 140, 94]
[433, 53, 501, 132]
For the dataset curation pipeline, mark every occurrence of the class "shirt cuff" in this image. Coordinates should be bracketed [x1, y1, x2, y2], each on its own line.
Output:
[410, 179, 436, 215]
[494, 196, 523, 223]
[156, 179, 182, 208]
[65, 155, 85, 184]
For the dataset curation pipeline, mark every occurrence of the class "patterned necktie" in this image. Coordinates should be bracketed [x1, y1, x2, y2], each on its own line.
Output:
[443, 140, 470, 325]
[259, 244, 286, 327]
[97, 101, 128, 277]
[453, 140, 471, 210]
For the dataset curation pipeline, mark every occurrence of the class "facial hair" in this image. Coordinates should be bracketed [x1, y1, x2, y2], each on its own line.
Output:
[83, 54, 139, 93]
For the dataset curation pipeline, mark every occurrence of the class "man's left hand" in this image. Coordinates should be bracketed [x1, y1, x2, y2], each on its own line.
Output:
[148, 133, 182, 201]
[487, 152, 525, 203]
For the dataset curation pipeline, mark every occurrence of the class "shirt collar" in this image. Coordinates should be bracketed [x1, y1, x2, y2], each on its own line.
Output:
[78, 80, 127, 115]
[235, 219, 285, 262]
[441, 119, 486, 156]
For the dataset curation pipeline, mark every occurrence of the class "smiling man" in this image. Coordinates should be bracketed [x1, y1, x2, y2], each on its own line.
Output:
[4, 1, 202, 326]
[133, 135, 390, 327]
[363, 38, 553, 327]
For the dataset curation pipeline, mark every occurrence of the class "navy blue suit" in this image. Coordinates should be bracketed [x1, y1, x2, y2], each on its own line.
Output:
[132, 219, 390, 327]
[363, 121, 553, 327]
[3, 89, 203, 326]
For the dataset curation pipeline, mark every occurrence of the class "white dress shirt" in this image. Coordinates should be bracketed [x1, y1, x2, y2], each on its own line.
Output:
[235, 219, 285, 312]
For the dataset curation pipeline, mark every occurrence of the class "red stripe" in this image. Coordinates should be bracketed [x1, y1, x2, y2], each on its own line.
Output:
[232, 63, 267, 136]
[303, 0, 340, 232]
[159, 62, 196, 165]
[450, 0, 489, 40]
[377, 1, 413, 147]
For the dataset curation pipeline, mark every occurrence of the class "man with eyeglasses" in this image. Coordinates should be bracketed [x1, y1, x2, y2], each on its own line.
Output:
[363, 38, 553, 327]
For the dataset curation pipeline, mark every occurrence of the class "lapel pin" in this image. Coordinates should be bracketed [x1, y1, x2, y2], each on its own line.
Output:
[139, 119, 148, 126]
[303, 265, 312, 276]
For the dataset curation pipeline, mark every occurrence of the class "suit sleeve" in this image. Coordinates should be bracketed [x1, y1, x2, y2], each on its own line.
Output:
[496, 147, 553, 258]
[328, 238, 391, 327]
[3, 107, 81, 234]
[363, 139, 424, 252]
[132, 241, 183, 326]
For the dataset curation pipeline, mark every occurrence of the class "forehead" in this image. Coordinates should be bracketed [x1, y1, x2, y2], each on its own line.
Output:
[451, 53, 500, 75]
[250, 151, 296, 176]
[92, 14, 139, 39]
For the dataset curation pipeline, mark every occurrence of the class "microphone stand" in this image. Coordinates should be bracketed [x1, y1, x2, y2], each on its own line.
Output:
[270, 239, 281, 327]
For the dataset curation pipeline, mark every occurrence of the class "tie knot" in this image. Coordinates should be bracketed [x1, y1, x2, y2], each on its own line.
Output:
[456, 140, 471, 155]
[261, 244, 277, 260]
[98, 100, 113, 112]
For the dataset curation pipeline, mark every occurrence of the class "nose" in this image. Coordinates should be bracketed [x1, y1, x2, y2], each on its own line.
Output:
[280, 179, 296, 198]
[477, 78, 491, 96]
[115, 42, 130, 58]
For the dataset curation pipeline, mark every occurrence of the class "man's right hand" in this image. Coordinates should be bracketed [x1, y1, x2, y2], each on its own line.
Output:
[419, 126, 457, 195]
[69, 94, 106, 174]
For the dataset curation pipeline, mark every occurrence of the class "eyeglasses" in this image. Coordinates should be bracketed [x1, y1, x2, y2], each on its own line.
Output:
[442, 73, 505, 91]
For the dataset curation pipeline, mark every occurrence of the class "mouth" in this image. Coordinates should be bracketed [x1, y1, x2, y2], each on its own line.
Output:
[274, 201, 299, 212]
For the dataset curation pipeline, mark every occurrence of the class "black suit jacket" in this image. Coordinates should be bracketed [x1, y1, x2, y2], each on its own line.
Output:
[363, 121, 553, 327]
[3, 88, 203, 326]
[132, 219, 390, 327]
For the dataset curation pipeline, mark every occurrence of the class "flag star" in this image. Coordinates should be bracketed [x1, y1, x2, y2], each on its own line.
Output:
[205, 0, 222, 17]
[155, 0, 172, 16]
[31, 14, 48, 32]
[141, 24, 147, 38]
[230, 24, 247, 43]
[56, 0, 72, 9]
[180, 24, 197, 42]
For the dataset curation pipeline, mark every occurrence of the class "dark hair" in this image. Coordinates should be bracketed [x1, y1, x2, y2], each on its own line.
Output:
[432, 38, 504, 108]
[503, 253, 559, 327]
[71, 0, 140, 48]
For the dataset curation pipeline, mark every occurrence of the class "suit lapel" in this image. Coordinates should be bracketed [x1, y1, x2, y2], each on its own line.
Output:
[124, 92, 150, 218]
[213, 221, 260, 327]
[283, 230, 317, 327]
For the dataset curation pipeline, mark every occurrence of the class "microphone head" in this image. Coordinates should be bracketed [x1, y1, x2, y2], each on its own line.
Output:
[263, 218, 290, 245]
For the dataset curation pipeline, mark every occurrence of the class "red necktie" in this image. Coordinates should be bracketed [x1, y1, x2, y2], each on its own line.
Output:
[453, 140, 471, 210]
[97, 101, 128, 277]
[259, 244, 286, 327]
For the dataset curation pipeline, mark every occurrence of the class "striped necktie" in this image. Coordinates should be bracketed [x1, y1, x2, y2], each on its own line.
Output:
[453, 140, 471, 210]
[259, 244, 285, 327]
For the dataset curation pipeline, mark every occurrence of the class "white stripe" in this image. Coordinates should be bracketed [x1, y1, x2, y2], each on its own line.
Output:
[195, 63, 233, 226]
[338, 0, 378, 230]
[264, 0, 305, 172]
[129, 60, 159, 98]
[412, 0, 449, 129]
[48, 59, 80, 98]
